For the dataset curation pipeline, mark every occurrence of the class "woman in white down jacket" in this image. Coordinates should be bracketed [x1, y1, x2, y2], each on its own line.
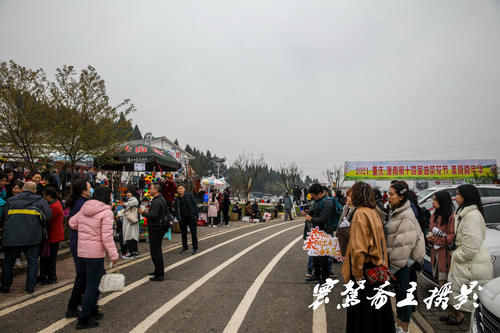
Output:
[386, 182, 425, 333]
[121, 185, 141, 259]
[444, 184, 493, 326]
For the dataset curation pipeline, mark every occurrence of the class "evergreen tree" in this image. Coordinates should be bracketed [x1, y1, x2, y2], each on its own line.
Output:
[130, 124, 142, 140]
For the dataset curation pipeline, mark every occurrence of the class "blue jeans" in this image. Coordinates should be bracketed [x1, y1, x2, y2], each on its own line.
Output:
[79, 258, 105, 319]
[395, 265, 412, 323]
[307, 256, 314, 271]
[1, 245, 39, 292]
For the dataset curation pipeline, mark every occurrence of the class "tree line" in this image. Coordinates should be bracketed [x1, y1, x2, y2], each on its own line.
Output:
[181, 143, 319, 197]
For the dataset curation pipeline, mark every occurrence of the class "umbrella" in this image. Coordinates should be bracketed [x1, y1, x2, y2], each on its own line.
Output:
[99, 144, 181, 171]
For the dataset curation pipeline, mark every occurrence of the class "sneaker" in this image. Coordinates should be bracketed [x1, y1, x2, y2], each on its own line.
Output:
[131, 252, 139, 259]
[76, 318, 99, 330]
[121, 254, 133, 260]
[192, 249, 198, 255]
[305, 276, 320, 282]
[149, 276, 164, 282]
[179, 249, 189, 254]
[396, 326, 410, 333]
[305, 272, 312, 278]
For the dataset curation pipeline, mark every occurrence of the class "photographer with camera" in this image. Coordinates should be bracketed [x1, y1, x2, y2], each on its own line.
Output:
[304, 183, 336, 284]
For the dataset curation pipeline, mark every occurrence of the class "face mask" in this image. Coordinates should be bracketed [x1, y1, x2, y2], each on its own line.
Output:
[90, 187, 95, 198]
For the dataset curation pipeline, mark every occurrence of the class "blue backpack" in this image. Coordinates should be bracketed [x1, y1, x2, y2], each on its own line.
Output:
[316, 196, 342, 233]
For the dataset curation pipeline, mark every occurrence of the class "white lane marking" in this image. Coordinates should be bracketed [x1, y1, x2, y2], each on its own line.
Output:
[223, 235, 302, 333]
[0, 223, 259, 318]
[312, 302, 327, 333]
[129, 224, 303, 333]
[38, 221, 300, 333]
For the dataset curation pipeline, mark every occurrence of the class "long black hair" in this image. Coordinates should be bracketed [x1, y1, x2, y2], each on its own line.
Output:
[390, 181, 410, 208]
[93, 185, 112, 205]
[456, 184, 484, 217]
[65, 179, 89, 208]
[434, 190, 453, 224]
[127, 184, 140, 203]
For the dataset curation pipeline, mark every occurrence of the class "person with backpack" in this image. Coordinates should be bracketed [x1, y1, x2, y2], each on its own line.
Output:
[1, 182, 52, 294]
[139, 184, 170, 281]
[305, 183, 336, 284]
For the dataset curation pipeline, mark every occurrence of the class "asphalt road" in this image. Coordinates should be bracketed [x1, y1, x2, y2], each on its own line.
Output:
[0, 219, 347, 333]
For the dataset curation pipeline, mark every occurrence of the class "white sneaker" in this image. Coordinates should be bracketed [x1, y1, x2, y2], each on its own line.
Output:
[396, 326, 408, 333]
[121, 254, 133, 260]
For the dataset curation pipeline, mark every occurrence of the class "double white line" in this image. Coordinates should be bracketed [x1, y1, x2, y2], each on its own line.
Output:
[38, 221, 301, 333]
[130, 225, 302, 333]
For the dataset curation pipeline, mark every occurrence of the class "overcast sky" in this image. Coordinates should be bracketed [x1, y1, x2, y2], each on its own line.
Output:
[1, 0, 499, 179]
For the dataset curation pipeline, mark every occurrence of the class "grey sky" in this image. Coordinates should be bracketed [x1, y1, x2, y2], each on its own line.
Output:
[1, 0, 499, 179]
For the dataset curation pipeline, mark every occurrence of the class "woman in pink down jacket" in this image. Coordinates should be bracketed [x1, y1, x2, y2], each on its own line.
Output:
[69, 186, 119, 330]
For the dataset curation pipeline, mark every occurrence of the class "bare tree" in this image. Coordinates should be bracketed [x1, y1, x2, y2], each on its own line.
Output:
[324, 165, 344, 189]
[277, 162, 303, 194]
[229, 153, 265, 200]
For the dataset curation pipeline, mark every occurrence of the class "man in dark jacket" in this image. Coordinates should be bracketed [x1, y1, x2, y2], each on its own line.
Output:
[305, 183, 336, 284]
[174, 185, 199, 255]
[1, 182, 52, 294]
[139, 184, 169, 282]
[222, 189, 230, 227]
[283, 192, 294, 221]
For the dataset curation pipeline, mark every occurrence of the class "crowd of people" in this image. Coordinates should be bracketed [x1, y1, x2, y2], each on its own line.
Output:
[0, 164, 494, 331]
[0, 165, 201, 329]
[303, 181, 494, 333]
